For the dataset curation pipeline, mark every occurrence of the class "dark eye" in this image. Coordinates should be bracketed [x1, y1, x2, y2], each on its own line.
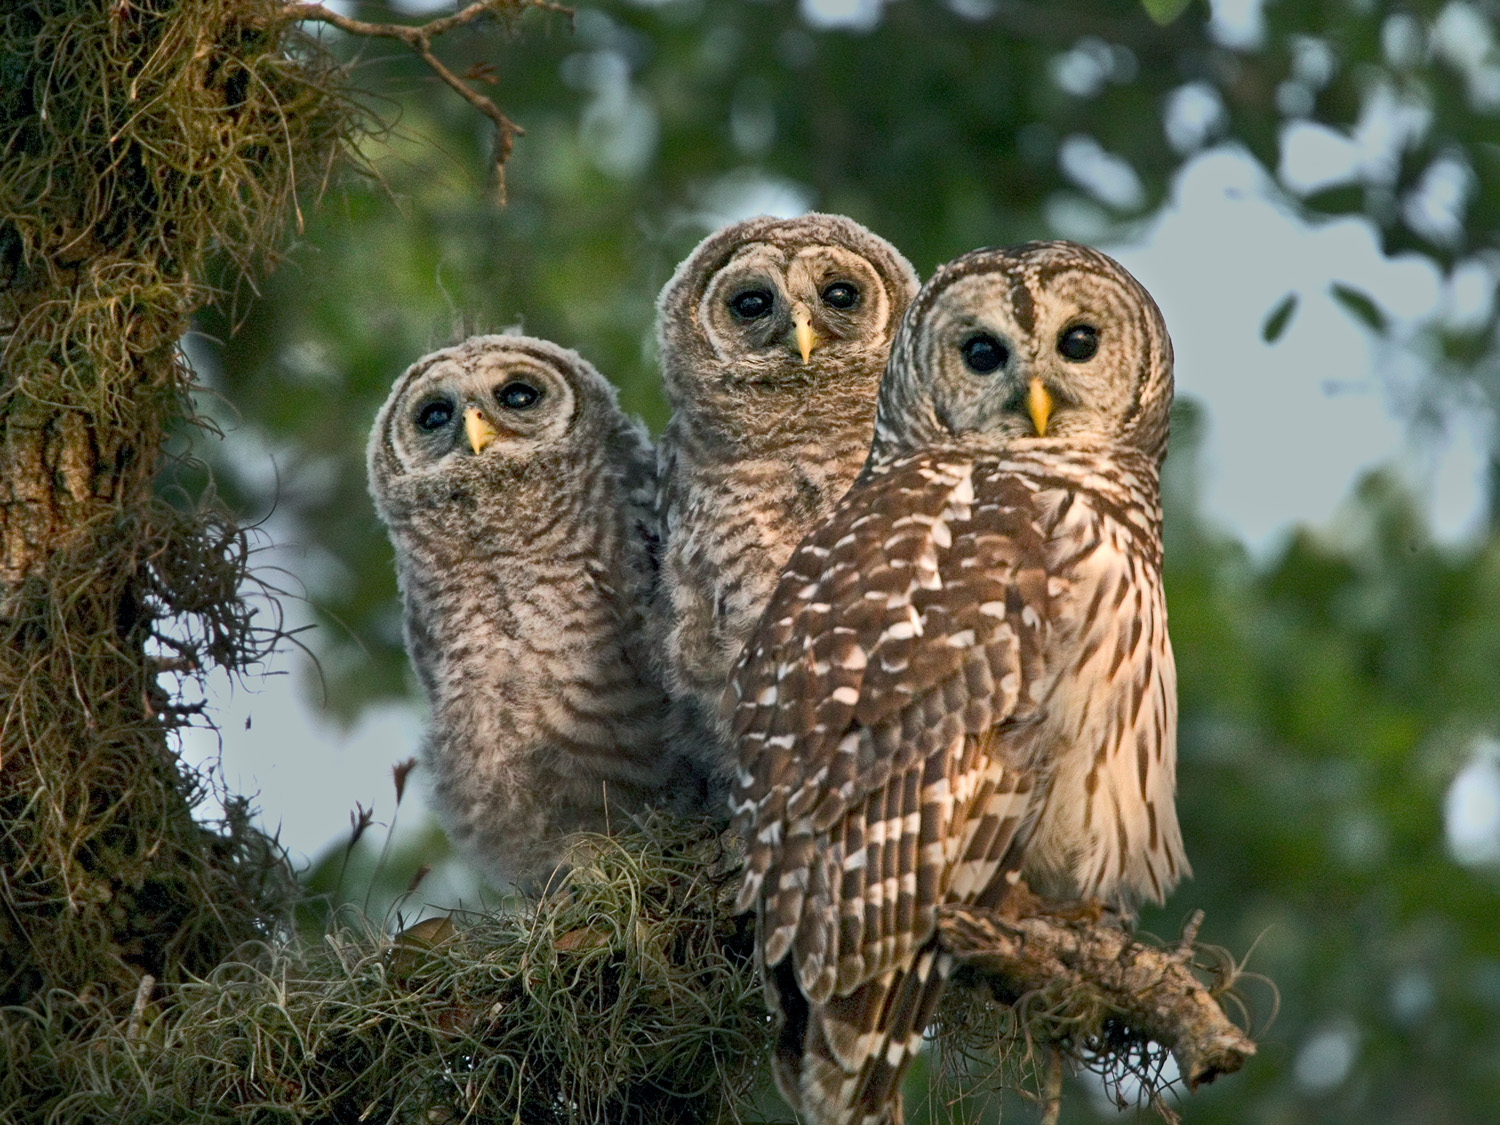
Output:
[730, 289, 774, 320]
[821, 282, 860, 310]
[497, 381, 542, 410]
[960, 333, 1009, 375]
[415, 399, 453, 431]
[1058, 324, 1099, 361]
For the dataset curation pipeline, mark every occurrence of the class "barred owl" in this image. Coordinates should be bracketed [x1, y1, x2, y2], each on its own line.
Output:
[654, 214, 919, 790]
[728, 242, 1189, 1125]
[368, 335, 667, 889]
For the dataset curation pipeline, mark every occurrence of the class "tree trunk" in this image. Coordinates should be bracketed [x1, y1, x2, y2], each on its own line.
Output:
[0, 0, 346, 1008]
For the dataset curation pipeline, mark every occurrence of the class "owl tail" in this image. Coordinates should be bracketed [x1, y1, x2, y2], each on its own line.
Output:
[773, 938, 954, 1125]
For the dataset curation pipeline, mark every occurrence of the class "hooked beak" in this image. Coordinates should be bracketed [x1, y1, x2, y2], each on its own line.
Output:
[464, 406, 499, 454]
[1027, 377, 1053, 437]
[791, 304, 819, 364]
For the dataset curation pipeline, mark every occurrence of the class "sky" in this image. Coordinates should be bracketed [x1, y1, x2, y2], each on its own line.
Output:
[176, 100, 1495, 889]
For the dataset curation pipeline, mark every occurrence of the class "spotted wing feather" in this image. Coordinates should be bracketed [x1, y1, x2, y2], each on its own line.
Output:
[729, 453, 1057, 1125]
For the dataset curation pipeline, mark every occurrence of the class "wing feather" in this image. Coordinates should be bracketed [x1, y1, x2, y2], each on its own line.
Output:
[731, 453, 1058, 1125]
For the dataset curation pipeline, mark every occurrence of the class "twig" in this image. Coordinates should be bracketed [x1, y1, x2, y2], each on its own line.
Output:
[1175, 908, 1204, 960]
[938, 894, 1256, 1093]
[1040, 1044, 1064, 1125]
[126, 973, 155, 1043]
[283, 0, 572, 203]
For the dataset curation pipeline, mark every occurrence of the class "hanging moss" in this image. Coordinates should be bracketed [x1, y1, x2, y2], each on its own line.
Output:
[0, 0, 353, 1010]
[0, 818, 773, 1125]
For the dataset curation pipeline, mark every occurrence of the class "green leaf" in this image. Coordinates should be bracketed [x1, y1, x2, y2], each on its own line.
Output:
[1261, 292, 1299, 343]
[1140, 0, 1195, 25]
[1329, 283, 1390, 335]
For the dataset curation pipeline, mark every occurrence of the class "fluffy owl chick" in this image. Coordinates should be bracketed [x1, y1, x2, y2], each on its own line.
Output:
[728, 242, 1189, 1125]
[369, 335, 667, 889]
[654, 214, 919, 789]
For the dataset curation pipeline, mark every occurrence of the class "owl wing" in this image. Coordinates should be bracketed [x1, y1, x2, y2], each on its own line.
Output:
[727, 454, 1057, 1123]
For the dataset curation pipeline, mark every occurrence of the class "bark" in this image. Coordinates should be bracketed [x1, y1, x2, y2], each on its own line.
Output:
[938, 893, 1256, 1091]
[0, 373, 157, 599]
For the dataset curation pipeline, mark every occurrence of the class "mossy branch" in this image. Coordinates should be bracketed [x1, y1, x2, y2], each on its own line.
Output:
[283, 0, 573, 203]
[938, 893, 1258, 1095]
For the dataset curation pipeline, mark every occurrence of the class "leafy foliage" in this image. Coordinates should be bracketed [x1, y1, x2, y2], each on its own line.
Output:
[1142, 407, 1500, 1123]
[195, 0, 1500, 716]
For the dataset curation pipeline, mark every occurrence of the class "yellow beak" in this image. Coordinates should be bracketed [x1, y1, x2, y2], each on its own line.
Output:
[464, 406, 498, 454]
[1027, 378, 1053, 437]
[792, 305, 819, 364]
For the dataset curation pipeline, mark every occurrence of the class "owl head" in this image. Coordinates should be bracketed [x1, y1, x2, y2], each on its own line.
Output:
[368, 334, 631, 532]
[656, 213, 919, 417]
[874, 241, 1174, 462]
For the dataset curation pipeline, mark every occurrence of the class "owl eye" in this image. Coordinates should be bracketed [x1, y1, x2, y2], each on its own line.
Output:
[960, 333, 1008, 375]
[415, 399, 454, 431]
[1058, 324, 1099, 361]
[497, 381, 542, 410]
[730, 289, 775, 320]
[821, 282, 860, 310]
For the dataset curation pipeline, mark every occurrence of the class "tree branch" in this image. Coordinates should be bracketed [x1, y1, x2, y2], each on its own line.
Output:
[282, 0, 572, 203]
[937, 894, 1257, 1094]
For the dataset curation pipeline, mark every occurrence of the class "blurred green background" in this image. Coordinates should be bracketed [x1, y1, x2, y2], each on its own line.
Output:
[179, 0, 1500, 1120]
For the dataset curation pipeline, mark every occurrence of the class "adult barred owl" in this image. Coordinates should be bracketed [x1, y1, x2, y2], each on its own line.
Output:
[728, 242, 1188, 1125]
[654, 214, 919, 790]
[368, 335, 667, 889]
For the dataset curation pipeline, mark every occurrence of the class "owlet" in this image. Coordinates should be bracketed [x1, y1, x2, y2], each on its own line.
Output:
[368, 334, 668, 889]
[654, 213, 919, 791]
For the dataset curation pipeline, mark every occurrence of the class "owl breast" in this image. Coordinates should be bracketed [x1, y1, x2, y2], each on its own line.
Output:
[664, 429, 872, 705]
[1023, 492, 1187, 910]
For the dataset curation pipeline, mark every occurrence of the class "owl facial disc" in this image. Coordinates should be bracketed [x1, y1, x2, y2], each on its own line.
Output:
[379, 339, 582, 480]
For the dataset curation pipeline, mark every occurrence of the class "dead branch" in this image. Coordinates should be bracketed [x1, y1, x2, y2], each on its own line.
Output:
[282, 0, 573, 203]
[937, 894, 1256, 1093]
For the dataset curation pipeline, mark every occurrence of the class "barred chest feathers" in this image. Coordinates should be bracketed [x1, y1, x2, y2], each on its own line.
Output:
[1019, 469, 1187, 910]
